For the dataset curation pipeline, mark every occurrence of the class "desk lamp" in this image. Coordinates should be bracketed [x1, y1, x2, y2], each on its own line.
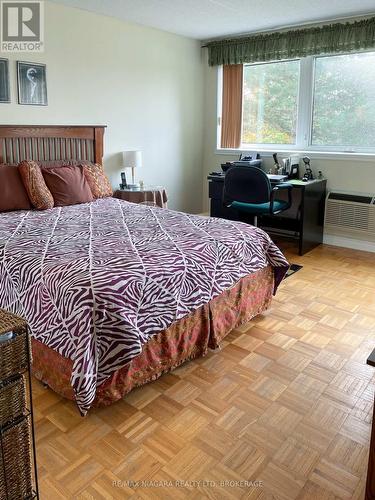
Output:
[123, 150, 142, 188]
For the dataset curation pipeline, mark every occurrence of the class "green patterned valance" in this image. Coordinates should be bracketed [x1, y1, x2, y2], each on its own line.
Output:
[207, 16, 375, 66]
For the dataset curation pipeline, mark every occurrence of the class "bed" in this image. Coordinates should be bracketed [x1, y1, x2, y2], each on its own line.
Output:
[0, 125, 289, 415]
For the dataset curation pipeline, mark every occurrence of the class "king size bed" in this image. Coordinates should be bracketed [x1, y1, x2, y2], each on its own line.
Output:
[0, 125, 289, 415]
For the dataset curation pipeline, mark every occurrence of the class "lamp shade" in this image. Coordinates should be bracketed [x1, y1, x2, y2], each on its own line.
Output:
[123, 150, 142, 169]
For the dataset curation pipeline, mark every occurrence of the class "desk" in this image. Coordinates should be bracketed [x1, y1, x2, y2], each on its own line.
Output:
[208, 174, 326, 255]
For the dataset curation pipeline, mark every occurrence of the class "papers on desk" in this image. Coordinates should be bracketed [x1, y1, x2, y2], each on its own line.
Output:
[267, 174, 288, 182]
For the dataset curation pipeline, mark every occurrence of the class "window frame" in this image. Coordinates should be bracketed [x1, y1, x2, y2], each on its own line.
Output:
[216, 51, 375, 157]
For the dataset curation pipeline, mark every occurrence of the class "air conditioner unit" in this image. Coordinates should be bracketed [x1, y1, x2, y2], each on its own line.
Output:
[325, 192, 375, 242]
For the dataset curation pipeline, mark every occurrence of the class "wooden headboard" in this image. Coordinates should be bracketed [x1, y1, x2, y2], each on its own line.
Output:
[0, 125, 106, 165]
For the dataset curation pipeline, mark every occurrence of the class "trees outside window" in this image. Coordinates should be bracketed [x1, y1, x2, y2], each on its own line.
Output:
[312, 52, 375, 148]
[232, 51, 375, 152]
[242, 60, 299, 145]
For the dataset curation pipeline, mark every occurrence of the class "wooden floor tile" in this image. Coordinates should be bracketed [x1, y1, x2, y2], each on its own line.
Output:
[326, 433, 368, 475]
[162, 445, 217, 481]
[309, 458, 360, 498]
[258, 402, 303, 436]
[222, 441, 268, 479]
[239, 352, 272, 372]
[274, 436, 320, 479]
[258, 462, 306, 500]
[249, 375, 287, 401]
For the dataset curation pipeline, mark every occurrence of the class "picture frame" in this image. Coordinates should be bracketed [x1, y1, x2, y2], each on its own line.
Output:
[0, 58, 10, 103]
[17, 61, 47, 106]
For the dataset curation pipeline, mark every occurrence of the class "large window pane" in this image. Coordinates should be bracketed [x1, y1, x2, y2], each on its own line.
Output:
[312, 52, 375, 148]
[242, 60, 300, 145]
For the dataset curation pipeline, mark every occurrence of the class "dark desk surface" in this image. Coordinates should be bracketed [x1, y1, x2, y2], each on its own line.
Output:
[207, 173, 323, 187]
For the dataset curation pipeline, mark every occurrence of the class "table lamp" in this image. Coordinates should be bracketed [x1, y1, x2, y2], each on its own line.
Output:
[123, 150, 142, 188]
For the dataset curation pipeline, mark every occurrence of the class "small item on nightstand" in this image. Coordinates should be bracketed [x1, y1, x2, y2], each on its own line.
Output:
[318, 170, 323, 179]
[139, 180, 144, 189]
[120, 171, 128, 189]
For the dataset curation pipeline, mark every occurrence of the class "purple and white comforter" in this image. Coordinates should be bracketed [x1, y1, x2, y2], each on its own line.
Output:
[0, 198, 288, 413]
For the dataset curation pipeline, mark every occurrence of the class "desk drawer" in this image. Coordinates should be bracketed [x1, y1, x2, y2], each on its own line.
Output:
[208, 181, 224, 200]
[273, 187, 302, 219]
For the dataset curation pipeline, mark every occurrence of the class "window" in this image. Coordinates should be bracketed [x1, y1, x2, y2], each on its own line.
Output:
[219, 50, 375, 153]
[312, 52, 375, 148]
[242, 60, 300, 145]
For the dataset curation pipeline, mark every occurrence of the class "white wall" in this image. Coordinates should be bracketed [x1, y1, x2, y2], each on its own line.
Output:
[201, 57, 375, 214]
[0, 1, 204, 213]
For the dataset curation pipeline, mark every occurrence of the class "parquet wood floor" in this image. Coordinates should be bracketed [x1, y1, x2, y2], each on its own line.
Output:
[33, 244, 375, 499]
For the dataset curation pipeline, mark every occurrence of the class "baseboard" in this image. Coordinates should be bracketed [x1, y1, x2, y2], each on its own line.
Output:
[323, 234, 375, 253]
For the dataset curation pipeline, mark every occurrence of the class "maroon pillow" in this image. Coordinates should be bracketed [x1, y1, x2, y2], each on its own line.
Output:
[0, 165, 32, 212]
[42, 165, 94, 207]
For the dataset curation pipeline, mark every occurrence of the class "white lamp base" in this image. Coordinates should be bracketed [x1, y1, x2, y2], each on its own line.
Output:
[127, 183, 141, 189]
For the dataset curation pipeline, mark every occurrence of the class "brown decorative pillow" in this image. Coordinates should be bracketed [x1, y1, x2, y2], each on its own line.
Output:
[42, 165, 94, 207]
[82, 163, 113, 198]
[0, 165, 32, 212]
[18, 160, 54, 210]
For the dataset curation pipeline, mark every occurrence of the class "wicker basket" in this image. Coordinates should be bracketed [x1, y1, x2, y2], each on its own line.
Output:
[0, 416, 33, 500]
[0, 376, 27, 427]
[0, 310, 30, 380]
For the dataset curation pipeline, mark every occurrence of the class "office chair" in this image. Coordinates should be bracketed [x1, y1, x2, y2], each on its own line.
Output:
[223, 166, 293, 226]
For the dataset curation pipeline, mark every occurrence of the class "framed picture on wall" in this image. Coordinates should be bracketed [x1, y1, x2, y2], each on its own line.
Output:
[17, 61, 48, 106]
[0, 58, 10, 103]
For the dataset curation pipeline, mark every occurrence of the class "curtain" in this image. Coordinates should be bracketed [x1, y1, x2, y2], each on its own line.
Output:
[221, 64, 243, 149]
[207, 16, 375, 66]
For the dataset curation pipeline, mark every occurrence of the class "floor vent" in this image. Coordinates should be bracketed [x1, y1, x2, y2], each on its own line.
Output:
[325, 192, 375, 242]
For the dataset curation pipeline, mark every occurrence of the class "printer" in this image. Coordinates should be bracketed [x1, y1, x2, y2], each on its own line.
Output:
[221, 152, 262, 172]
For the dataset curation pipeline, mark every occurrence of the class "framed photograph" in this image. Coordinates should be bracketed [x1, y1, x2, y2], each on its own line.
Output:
[0, 59, 10, 103]
[17, 61, 47, 106]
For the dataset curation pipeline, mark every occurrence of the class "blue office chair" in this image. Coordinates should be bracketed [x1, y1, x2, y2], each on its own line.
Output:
[223, 166, 293, 226]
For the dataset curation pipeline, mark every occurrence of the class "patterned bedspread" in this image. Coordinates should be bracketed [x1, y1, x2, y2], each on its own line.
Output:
[0, 198, 289, 414]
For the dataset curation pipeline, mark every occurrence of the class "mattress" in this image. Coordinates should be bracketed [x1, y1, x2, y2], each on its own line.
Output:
[0, 198, 289, 414]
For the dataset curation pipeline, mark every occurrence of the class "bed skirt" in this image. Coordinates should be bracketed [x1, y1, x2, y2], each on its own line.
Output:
[32, 266, 274, 408]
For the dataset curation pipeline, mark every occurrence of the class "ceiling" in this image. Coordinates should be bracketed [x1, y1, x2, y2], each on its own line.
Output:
[50, 0, 375, 40]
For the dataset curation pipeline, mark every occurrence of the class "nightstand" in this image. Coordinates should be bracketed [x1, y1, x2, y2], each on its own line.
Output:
[113, 186, 168, 208]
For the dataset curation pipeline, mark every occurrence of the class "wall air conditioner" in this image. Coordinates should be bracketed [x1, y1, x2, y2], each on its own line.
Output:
[324, 192, 375, 242]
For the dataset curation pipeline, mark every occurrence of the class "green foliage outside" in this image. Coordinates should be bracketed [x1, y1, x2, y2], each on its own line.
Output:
[242, 52, 375, 148]
[313, 53, 375, 147]
[242, 60, 299, 145]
